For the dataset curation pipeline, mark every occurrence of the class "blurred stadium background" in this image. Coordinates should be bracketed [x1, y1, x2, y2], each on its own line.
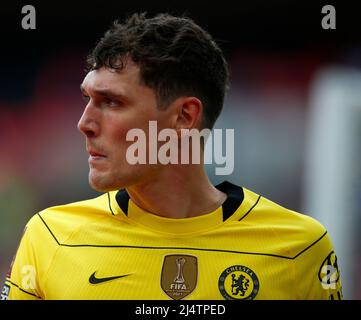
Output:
[1, 1, 360, 299]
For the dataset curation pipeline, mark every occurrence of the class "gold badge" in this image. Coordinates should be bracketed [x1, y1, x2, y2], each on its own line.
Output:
[161, 254, 198, 300]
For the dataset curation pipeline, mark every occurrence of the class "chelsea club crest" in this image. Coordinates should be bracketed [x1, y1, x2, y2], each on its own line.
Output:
[218, 265, 259, 300]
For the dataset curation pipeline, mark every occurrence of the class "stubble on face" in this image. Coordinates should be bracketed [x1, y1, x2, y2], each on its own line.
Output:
[80, 61, 171, 192]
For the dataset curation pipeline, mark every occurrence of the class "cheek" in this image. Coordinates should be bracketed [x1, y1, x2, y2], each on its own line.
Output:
[106, 112, 137, 139]
[107, 119, 149, 163]
[114, 126, 131, 139]
[102, 120, 133, 160]
[105, 107, 164, 156]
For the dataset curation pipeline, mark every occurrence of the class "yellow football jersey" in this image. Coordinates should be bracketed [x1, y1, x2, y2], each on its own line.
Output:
[2, 182, 342, 300]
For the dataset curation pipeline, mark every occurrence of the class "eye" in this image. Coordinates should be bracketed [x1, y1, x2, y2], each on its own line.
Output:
[105, 98, 120, 107]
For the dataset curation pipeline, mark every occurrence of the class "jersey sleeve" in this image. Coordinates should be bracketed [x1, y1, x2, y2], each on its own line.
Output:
[2, 213, 58, 300]
[295, 229, 343, 300]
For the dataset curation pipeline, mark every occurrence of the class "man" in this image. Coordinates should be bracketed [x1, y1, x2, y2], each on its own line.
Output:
[2, 13, 342, 300]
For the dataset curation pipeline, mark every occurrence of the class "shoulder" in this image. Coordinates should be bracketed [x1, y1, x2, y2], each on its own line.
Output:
[239, 187, 329, 258]
[26, 192, 112, 244]
[254, 190, 326, 236]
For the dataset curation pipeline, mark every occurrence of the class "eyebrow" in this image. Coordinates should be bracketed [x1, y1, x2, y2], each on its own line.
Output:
[80, 84, 128, 100]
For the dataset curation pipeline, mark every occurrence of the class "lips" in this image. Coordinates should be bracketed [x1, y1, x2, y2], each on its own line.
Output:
[87, 148, 107, 164]
[89, 151, 105, 157]
[88, 152, 106, 165]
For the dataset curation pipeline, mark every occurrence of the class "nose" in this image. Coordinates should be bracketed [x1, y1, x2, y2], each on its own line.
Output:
[77, 103, 100, 138]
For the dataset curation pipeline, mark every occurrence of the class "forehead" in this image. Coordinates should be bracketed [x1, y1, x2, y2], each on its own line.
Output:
[81, 60, 141, 93]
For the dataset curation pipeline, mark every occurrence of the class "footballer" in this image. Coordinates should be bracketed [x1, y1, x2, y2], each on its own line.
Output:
[2, 13, 342, 300]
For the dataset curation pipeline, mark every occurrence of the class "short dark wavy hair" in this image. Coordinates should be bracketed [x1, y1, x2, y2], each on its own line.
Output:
[87, 12, 229, 129]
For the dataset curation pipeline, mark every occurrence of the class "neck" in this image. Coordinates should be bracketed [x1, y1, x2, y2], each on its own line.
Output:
[126, 165, 227, 219]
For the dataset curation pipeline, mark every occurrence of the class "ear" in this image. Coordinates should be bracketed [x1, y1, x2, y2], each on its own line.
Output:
[174, 97, 203, 131]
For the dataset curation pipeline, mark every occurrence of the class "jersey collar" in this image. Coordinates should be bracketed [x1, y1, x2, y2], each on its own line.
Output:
[109, 181, 248, 235]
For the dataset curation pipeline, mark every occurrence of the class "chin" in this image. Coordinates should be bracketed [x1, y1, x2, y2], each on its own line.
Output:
[88, 180, 109, 192]
[88, 172, 128, 192]
[88, 174, 112, 192]
[88, 166, 155, 192]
